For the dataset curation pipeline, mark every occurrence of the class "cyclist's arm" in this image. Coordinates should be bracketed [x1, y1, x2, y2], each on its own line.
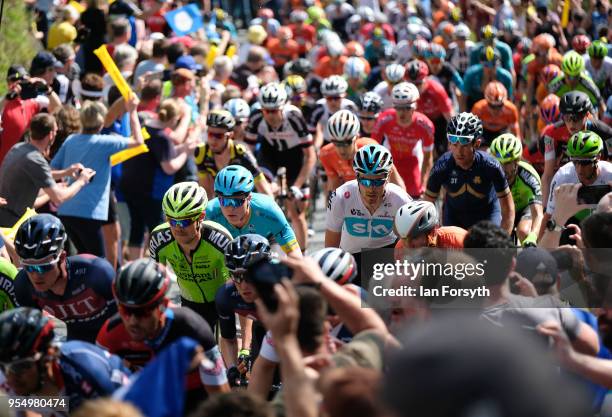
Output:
[388, 165, 406, 190]
[254, 174, 274, 197]
[294, 145, 316, 189]
[200, 173, 215, 199]
[529, 203, 544, 237]
[325, 189, 343, 247]
[420, 150, 433, 192]
[499, 191, 515, 234]
[215, 287, 239, 366]
[325, 230, 341, 247]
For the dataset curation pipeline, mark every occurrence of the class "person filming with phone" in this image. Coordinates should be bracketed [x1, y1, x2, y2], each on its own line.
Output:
[543, 131, 612, 246]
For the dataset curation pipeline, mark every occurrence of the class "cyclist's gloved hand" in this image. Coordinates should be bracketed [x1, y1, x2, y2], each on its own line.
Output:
[290, 186, 304, 200]
[227, 365, 241, 387]
[522, 232, 538, 247]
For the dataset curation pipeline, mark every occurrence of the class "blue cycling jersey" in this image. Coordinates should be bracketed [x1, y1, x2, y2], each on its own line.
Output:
[205, 193, 299, 253]
[425, 150, 510, 229]
[215, 282, 258, 340]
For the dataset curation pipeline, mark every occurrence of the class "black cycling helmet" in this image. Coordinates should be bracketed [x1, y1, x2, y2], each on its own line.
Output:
[14, 214, 67, 261]
[224, 234, 271, 274]
[285, 58, 313, 78]
[447, 112, 483, 139]
[559, 91, 592, 115]
[113, 259, 170, 307]
[359, 92, 384, 114]
[0, 307, 55, 362]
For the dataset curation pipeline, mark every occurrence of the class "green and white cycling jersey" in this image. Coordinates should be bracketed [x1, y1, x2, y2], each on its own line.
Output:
[0, 257, 17, 313]
[149, 220, 232, 303]
[548, 73, 602, 108]
[510, 161, 542, 214]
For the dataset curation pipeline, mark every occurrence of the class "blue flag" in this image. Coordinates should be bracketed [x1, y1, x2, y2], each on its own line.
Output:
[165, 4, 204, 36]
[114, 337, 198, 417]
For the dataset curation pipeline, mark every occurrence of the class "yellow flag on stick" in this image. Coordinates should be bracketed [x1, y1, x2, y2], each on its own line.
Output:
[561, 0, 571, 28]
[0, 207, 37, 241]
[94, 45, 132, 101]
[110, 144, 150, 166]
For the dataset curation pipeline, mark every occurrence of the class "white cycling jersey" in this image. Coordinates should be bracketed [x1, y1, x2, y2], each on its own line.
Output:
[326, 180, 411, 253]
[373, 81, 393, 109]
[309, 98, 358, 141]
[585, 56, 612, 90]
[546, 160, 612, 215]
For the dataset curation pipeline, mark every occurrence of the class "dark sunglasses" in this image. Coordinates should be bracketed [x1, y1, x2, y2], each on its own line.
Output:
[331, 139, 354, 147]
[118, 303, 159, 318]
[0, 354, 41, 375]
[488, 102, 504, 109]
[167, 216, 199, 228]
[325, 96, 342, 101]
[571, 158, 596, 166]
[483, 62, 496, 68]
[359, 115, 377, 121]
[563, 114, 586, 123]
[357, 176, 387, 187]
[22, 256, 60, 274]
[208, 131, 227, 140]
[231, 271, 248, 284]
[262, 108, 281, 114]
[448, 134, 474, 145]
[218, 196, 247, 207]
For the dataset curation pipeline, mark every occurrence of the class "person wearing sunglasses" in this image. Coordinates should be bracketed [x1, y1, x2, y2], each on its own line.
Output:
[223, 98, 252, 142]
[471, 81, 520, 149]
[150, 181, 232, 330]
[206, 165, 302, 258]
[371, 82, 434, 198]
[13, 214, 117, 343]
[544, 131, 612, 245]
[245, 83, 315, 251]
[540, 91, 612, 207]
[0, 307, 131, 411]
[195, 109, 273, 199]
[215, 234, 272, 387]
[424, 43, 464, 110]
[320, 110, 405, 193]
[463, 46, 513, 111]
[326, 144, 410, 284]
[97, 259, 230, 413]
[424, 113, 515, 234]
[357, 91, 383, 138]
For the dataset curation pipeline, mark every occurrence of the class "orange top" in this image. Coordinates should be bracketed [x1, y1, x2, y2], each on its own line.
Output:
[314, 56, 348, 78]
[535, 82, 550, 105]
[394, 226, 467, 260]
[471, 99, 519, 134]
[526, 50, 563, 78]
[320, 137, 377, 184]
[267, 38, 300, 67]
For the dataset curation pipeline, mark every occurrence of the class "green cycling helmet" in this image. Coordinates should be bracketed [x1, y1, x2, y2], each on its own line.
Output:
[561, 51, 585, 77]
[162, 181, 208, 219]
[588, 40, 608, 59]
[489, 133, 522, 164]
[566, 130, 603, 159]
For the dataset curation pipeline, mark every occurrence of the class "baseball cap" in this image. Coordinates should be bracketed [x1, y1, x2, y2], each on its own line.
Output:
[515, 248, 558, 289]
[172, 68, 195, 82]
[30, 51, 63, 74]
[175, 55, 202, 72]
[7, 65, 28, 82]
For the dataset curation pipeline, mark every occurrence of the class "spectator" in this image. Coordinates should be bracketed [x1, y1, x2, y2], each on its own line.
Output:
[50, 105, 81, 159]
[191, 392, 273, 417]
[52, 44, 80, 105]
[47, 6, 78, 50]
[133, 38, 168, 81]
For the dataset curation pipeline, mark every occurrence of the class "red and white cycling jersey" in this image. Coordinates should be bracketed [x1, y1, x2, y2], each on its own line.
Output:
[415, 78, 453, 121]
[371, 109, 434, 197]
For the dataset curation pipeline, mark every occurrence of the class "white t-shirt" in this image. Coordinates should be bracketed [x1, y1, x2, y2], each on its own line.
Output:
[326, 180, 411, 253]
[546, 160, 612, 215]
[585, 56, 612, 90]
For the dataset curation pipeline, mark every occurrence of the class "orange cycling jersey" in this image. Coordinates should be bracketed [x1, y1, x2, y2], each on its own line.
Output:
[394, 226, 467, 259]
[526, 50, 563, 78]
[471, 99, 519, 134]
[314, 56, 347, 78]
[267, 39, 299, 67]
[320, 137, 377, 184]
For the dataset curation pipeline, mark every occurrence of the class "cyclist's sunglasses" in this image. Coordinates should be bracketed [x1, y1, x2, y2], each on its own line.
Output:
[562, 114, 586, 123]
[0, 353, 42, 375]
[262, 108, 282, 114]
[208, 131, 227, 139]
[448, 134, 475, 145]
[118, 303, 159, 318]
[357, 176, 387, 187]
[218, 196, 248, 207]
[359, 114, 377, 121]
[325, 96, 342, 101]
[22, 256, 61, 274]
[428, 57, 442, 65]
[167, 215, 200, 228]
[488, 102, 504, 109]
[331, 139, 354, 147]
[231, 270, 248, 284]
[571, 158, 596, 166]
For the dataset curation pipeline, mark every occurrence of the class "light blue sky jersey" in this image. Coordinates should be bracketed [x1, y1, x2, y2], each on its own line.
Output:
[51, 133, 130, 221]
[205, 193, 299, 253]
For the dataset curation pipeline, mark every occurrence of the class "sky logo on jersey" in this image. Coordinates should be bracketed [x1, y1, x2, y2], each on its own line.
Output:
[345, 218, 394, 238]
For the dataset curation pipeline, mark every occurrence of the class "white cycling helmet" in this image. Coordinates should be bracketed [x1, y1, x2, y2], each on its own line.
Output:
[326, 109, 361, 142]
[385, 63, 406, 83]
[391, 82, 420, 107]
[395, 201, 439, 239]
[321, 75, 348, 96]
[258, 82, 287, 109]
[223, 98, 251, 121]
[311, 247, 357, 285]
[454, 23, 471, 39]
[344, 57, 367, 79]
[326, 38, 345, 57]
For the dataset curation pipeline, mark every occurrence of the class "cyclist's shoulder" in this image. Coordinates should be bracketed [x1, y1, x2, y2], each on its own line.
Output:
[384, 182, 411, 200]
[0, 257, 17, 279]
[518, 160, 541, 177]
[474, 150, 503, 168]
[200, 220, 233, 247]
[320, 142, 337, 159]
[356, 137, 378, 146]
[378, 108, 396, 124]
[149, 223, 175, 254]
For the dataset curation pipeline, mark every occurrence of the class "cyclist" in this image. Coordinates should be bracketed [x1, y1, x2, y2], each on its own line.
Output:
[585, 40, 612, 97]
[540, 91, 612, 206]
[537, 94, 562, 133]
[489, 134, 543, 246]
[223, 98, 251, 142]
[535, 64, 562, 105]
[523, 34, 562, 115]
[371, 82, 434, 198]
[0, 257, 17, 313]
[463, 46, 513, 111]
[13, 214, 117, 343]
[96, 259, 229, 413]
[325, 144, 410, 266]
[544, 131, 612, 244]
[471, 81, 520, 148]
[394, 200, 467, 257]
[0, 307, 130, 411]
[549, 51, 605, 117]
[282, 74, 318, 126]
[245, 82, 316, 251]
[446, 23, 475, 77]
[310, 75, 358, 147]
[424, 43, 464, 107]
[149, 181, 232, 329]
[195, 109, 273, 198]
[205, 165, 302, 258]
[357, 91, 383, 137]
[319, 110, 405, 191]
[424, 113, 515, 233]
[405, 59, 454, 158]
[373, 63, 407, 109]
[468, 25, 515, 80]
[344, 56, 368, 103]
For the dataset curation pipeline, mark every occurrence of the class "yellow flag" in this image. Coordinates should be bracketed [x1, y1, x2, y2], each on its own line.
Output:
[94, 45, 132, 101]
[0, 208, 37, 241]
[225, 45, 237, 58]
[69, 1, 85, 13]
[110, 144, 150, 166]
[206, 45, 218, 69]
[561, 0, 571, 28]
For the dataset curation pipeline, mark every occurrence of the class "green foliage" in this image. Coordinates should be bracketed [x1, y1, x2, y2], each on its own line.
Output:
[0, 0, 40, 96]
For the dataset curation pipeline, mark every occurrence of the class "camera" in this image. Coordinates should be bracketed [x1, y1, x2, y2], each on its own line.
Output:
[246, 258, 293, 312]
[19, 81, 48, 100]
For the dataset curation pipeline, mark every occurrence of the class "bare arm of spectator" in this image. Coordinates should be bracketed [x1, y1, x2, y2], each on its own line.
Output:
[161, 130, 199, 175]
[126, 94, 145, 148]
[43, 169, 96, 206]
[167, 102, 192, 144]
[51, 163, 85, 180]
[540, 184, 592, 248]
[247, 356, 277, 400]
[104, 96, 127, 128]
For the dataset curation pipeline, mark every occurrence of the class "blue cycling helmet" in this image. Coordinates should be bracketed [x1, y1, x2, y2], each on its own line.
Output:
[223, 98, 251, 121]
[15, 214, 67, 261]
[353, 144, 393, 176]
[215, 165, 255, 196]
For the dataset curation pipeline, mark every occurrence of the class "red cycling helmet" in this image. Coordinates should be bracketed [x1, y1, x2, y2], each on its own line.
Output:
[571, 34, 591, 55]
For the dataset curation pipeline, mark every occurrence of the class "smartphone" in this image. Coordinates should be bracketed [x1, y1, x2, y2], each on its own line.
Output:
[246, 258, 293, 312]
[577, 184, 612, 204]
